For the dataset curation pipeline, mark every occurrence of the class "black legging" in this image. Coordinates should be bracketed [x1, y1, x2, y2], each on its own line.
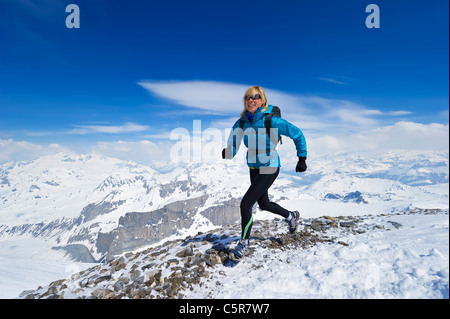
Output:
[240, 167, 290, 239]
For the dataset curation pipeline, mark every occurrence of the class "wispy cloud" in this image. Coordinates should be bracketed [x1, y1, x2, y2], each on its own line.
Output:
[138, 80, 246, 115]
[319, 77, 348, 85]
[138, 80, 416, 137]
[68, 122, 150, 135]
[386, 111, 412, 116]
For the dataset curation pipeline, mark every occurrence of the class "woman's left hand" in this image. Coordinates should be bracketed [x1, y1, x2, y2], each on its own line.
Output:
[296, 157, 307, 172]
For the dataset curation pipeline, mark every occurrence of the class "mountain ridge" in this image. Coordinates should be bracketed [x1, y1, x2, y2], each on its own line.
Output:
[17, 208, 449, 299]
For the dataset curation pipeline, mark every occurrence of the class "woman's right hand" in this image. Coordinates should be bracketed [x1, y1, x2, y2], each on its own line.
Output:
[222, 148, 233, 159]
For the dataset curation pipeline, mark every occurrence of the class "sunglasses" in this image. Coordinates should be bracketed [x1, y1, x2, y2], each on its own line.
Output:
[245, 94, 262, 101]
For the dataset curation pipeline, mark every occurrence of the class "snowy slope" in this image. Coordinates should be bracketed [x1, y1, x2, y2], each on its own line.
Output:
[16, 208, 449, 299]
[186, 210, 449, 299]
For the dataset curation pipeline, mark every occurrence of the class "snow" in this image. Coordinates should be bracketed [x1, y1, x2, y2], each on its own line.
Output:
[2, 208, 448, 299]
[183, 210, 449, 299]
[0, 237, 96, 299]
[0, 151, 448, 299]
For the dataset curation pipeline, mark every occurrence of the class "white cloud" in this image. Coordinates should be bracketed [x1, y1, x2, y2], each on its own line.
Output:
[138, 80, 413, 137]
[356, 121, 449, 151]
[305, 121, 449, 156]
[0, 139, 70, 163]
[68, 122, 150, 135]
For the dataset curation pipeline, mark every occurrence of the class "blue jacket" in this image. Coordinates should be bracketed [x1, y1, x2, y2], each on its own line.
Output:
[226, 105, 307, 168]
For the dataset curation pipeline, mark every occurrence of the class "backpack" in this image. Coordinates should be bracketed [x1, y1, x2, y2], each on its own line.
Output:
[239, 106, 283, 154]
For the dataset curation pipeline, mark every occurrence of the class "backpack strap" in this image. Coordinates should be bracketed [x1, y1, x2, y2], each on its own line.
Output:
[265, 113, 276, 145]
[241, 107, 282, 156]
[239, 118, 245, 130]
[265, 106, 282, 147]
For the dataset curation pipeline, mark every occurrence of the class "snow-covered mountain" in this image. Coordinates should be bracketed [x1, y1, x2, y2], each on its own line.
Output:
[16, 208, 450, 300]
[0, 150, 448, 298]
[0, 153, 250, 260]
[0, 151, 448, 257]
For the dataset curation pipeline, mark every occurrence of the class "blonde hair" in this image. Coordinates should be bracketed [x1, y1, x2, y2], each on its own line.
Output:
[240, 85, 269, 118]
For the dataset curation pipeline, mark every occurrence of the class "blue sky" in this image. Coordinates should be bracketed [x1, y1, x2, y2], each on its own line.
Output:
[0, 0, 448, 163]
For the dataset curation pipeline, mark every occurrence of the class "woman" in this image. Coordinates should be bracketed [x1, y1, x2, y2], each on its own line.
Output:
[222, 85, 307, 260]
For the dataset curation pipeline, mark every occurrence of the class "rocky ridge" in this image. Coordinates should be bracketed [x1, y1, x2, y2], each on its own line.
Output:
[18, 208, 446, 299]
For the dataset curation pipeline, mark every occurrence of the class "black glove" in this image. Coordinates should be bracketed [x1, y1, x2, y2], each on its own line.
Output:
[296, 157, 307, 172]
[222, 148, 233, 159]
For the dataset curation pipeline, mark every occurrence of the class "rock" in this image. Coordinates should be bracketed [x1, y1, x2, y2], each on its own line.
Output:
[175, 249, 185, 258]
[185, 244, 194, 257]
[94, 275, 112, 285]
[94, 288, 114, 299]
[203, 257, 215, 268]
[279, 235, 293, 245]
[47, 286, 58, 295]
[137, 287, 151, 299]
[97, 195, 211, 256]
[168, 258, 179, 266]
[50, 279, 65, 287]
[207, 254, 222, 265]
[111, 257, 127, 271]
[340, 221, 356, 228]
[211, 243, 226, 252]
[113, 281, 125, 292]
[127, 287, 140, 299]
[176, 244, 194, 258]
[130, 268, 141, 281]
[311, 222, 323, 231]
[19, 290, 36, 298]
[51, 244, 97, 263]
[117, 274, 130, 284]
[261, 239, 272, 247]
[79, 278, 89, 288]
[388, 221, 402, 229]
